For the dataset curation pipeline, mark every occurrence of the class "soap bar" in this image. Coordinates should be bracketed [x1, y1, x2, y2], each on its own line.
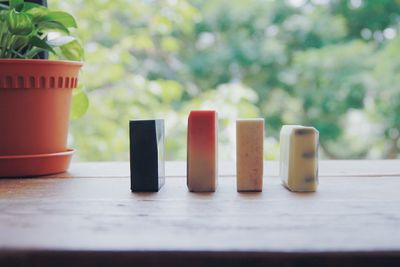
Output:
[236, 119, 264, 192]
[187, 110, 218, 192]
[280, 125, 319, 192]
[130, 119, 165, 192]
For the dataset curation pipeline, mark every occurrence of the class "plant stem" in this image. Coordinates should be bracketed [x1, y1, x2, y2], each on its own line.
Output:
[10, 49, 25, 58]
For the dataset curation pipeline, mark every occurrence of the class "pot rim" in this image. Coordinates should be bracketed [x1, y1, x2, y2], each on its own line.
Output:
[0, 58, 83, 66]
[0, 149, 74, 159]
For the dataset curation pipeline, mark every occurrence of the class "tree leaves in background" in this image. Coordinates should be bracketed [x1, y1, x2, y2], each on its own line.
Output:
[48, 0, 400, 160]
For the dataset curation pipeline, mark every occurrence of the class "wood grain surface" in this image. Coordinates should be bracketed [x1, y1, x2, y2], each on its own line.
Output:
[58, 160, 400, 178]
[1, 161, 400, 267]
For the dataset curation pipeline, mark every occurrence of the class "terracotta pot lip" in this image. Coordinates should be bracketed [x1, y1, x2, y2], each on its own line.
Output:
[0, 149, 74, 159]
[0, 58, 83, 66]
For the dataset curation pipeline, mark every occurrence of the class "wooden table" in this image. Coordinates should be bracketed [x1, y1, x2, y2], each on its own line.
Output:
[1, 161, 400, 266]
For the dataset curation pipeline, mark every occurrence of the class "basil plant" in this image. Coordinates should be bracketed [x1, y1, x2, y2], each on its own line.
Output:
[0, 0, 83, 60]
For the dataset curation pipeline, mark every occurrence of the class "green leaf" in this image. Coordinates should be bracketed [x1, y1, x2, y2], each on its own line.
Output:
[24, 5, 48, 23]
[71, 86, 89, 119]
[59, 39, 84, 61]
[0, 3, 8, 10]
[23, 48, 44, 58]
[13, 35, 29, 48]
[29, 36, 55, 53]
[7, 9, 33, 35]
[25, 8, 76, 29]
[22, 2, 44, 11]
[45, 11, 77, 28]
[38, 21, 70, 34]
[9, 0, 23, 10]
[47, 36, 74, 47]
[0, 10, 7, 19]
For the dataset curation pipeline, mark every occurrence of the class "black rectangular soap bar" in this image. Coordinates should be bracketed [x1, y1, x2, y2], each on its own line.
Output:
[129, 119, 165, 192]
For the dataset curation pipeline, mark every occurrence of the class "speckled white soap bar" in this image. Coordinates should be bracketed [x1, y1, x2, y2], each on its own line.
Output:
[280, 125, 319, 192]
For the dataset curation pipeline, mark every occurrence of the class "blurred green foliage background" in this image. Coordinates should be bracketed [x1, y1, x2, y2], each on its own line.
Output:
[50, 0, 400, 161]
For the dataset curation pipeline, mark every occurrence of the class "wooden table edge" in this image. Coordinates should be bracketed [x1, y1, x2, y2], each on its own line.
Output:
[1, 249, 400, 267]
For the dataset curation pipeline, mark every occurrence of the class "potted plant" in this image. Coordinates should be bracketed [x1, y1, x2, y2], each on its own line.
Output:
[0, 0, 85, 177]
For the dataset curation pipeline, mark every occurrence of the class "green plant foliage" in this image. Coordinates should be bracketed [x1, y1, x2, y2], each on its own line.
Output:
[71, 86, 89, 120]
[7, 9, 33, 35]
[48, 0, 400, 160]
[0, 0, 83, 60]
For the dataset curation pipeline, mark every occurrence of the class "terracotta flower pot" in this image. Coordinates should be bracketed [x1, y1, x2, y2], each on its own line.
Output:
[0, 59, 82, 176]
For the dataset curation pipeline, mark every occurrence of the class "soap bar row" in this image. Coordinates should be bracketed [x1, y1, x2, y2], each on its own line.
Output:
[129, 110, 319, 193]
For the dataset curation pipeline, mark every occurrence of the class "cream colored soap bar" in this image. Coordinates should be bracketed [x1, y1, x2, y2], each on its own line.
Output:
[280, 125, 319, 192]
[236, 119, 264, 192]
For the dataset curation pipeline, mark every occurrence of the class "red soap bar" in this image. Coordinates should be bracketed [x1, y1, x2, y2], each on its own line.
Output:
[187, 110, 218, 192]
